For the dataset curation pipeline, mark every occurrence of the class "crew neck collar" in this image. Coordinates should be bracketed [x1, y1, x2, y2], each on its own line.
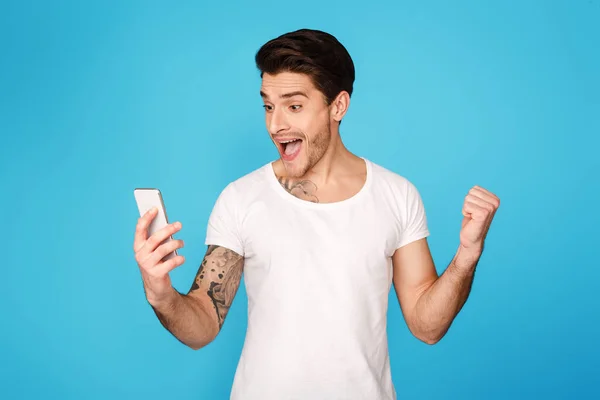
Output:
[264, 157, 373, 209]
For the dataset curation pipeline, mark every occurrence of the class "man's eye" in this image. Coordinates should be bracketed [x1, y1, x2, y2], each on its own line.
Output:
[263, 105, 272, 111]
[290, 105, 302, 111]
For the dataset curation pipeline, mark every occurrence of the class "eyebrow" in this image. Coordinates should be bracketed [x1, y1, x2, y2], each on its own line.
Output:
[260, 90, 309, 99]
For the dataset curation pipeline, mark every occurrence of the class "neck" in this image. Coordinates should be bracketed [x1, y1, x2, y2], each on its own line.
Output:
[274, 134, 363, 187]
[307, 135, 354, 184]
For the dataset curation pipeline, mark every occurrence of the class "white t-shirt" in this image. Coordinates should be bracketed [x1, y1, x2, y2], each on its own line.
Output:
[205, 157, 430, 400]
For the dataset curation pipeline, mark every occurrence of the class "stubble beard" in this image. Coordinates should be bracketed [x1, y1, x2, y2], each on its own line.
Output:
[286, 122, 331, 179]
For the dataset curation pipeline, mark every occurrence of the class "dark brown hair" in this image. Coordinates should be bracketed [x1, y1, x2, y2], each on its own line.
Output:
[255, 29, 355, 106]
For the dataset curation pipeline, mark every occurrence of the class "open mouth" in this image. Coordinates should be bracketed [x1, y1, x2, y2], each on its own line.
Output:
[279, 138, 302, 161]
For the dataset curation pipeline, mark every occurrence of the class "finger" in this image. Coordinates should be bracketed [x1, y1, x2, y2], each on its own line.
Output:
[471, 186, 500, 208]
[463, 201, 489, 222]
[153, 255, 186, 276]
[477, 186, 499, 202]
[463, 198, 497, 240]
[144, 221, 183, 253]
[465, 193, 496, 214]
[133, 207, 158, 252]
[148, 239, 185, 267]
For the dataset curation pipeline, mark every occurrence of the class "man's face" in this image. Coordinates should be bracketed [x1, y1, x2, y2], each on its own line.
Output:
[260, 72, 332, 178]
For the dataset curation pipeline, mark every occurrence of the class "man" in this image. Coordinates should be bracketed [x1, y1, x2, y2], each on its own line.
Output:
[133, 29, 500, 399]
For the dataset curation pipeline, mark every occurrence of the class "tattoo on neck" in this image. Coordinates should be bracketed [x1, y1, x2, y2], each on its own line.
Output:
[278, 177, 319, 203]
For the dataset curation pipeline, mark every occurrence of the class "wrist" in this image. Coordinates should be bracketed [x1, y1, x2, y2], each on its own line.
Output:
[147, 286, 179, 311]
[453, 245, 482, 271]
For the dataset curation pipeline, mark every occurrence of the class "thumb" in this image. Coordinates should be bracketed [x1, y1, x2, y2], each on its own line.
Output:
[461, 210, 470, 229]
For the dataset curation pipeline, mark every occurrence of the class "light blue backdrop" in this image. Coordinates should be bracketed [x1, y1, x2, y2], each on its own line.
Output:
[1, 0, 598, 399]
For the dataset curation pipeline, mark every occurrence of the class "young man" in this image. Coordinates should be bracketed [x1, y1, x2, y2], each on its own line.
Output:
[133, 29, 500, 399]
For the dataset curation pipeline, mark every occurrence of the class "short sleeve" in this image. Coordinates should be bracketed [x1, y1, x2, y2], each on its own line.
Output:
[204, 183, 245, 257]
[396, 180, 430, 249]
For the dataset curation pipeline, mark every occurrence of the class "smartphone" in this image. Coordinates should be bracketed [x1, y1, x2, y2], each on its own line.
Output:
[133, 188, 178, 262]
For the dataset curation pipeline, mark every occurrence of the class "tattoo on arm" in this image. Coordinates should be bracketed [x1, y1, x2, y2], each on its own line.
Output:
[277, 177, 319, 203]
[188, 245, 244, 330]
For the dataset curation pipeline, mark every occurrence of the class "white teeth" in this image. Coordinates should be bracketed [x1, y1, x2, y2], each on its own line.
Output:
[280, 139, 299, 143]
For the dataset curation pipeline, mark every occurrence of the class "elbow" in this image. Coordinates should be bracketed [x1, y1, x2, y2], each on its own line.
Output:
[407, 313, 450, 345]
[419, 334, 442, 345]
[188, 341, 207, 351]
[186, 324, 219, 351]
[188, 334, 216, 351]
[410, 324, 446, 345]
[188, 300, 221, 350]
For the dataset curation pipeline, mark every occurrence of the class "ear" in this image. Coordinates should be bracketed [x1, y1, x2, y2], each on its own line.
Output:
[330, 91, 350, 123]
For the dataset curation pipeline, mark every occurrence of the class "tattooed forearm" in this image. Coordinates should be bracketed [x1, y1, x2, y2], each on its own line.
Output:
[277, 177, 319, 203]
[188, 245, 244, 329]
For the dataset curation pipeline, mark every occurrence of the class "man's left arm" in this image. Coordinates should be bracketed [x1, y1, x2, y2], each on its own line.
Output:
[392, 185, 500, 345]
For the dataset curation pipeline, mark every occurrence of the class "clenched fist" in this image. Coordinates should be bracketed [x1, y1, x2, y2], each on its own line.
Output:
[459, 185, 500, 260]
[133, 207, 186, 306]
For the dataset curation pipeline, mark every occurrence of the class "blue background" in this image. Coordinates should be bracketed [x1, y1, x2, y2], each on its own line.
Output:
[1, 0, 599, 399]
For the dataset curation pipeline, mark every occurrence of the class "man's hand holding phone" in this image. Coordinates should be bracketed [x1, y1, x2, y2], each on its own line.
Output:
[133, 207, 186, 307]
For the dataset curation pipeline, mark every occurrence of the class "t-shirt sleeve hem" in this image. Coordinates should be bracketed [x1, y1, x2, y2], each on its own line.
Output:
[204, 236, 244, 257]
[395, 229, 430, 250]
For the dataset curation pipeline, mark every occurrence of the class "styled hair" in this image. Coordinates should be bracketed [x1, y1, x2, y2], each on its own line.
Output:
[255, 29, 355, 106]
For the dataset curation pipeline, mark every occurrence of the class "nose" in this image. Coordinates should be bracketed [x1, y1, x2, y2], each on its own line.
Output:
[268, 107, 290, 135]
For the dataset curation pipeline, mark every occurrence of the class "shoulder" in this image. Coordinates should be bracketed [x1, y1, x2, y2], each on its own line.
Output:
[368, 159, 420, 197]
[213, 162, 272, 205]
[366, 159, 429, 241]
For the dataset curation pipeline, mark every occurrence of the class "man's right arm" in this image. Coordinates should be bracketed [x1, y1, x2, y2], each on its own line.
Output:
[150, 245, 244, 350]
